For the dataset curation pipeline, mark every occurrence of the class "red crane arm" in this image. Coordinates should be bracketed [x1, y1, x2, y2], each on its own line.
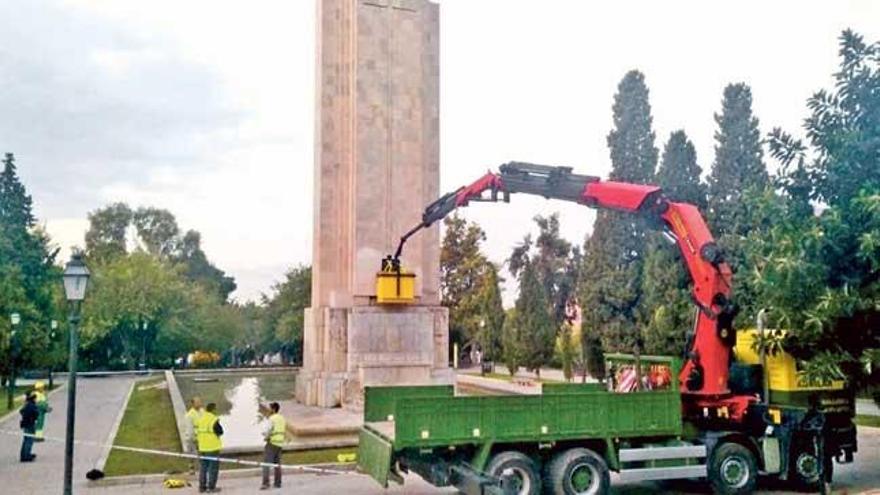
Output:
[401, 162, 742, 405]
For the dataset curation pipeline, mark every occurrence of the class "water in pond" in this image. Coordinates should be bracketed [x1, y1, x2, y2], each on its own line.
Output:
[176, 372, 296, 450]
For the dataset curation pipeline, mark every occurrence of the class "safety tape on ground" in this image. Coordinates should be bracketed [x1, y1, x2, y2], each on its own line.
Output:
[1, 429, 356, 476]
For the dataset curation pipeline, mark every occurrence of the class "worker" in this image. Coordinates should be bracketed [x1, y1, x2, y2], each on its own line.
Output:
[185, 397, 204, 473]
[195, 402, 223, 493]
[33, 381, 50, 441]
[260, 402, 286, 490]
[19, 393, 39, 462]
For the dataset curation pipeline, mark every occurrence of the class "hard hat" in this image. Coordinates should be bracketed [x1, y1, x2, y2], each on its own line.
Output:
[34, 381, 45, 390]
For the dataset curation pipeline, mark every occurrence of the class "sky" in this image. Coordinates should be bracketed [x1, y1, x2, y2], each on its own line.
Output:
[2, 0, 878, 303]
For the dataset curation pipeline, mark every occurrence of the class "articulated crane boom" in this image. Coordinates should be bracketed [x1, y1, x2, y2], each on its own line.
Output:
[394, 162, 755, 420]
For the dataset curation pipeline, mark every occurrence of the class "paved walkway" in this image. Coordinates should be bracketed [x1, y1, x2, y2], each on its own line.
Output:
[83, 427, 880, 494]
[0, 376, 136, 495]
[856, 398, 879, 416]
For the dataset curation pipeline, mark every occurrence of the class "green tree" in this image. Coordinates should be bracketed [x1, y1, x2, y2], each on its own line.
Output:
[80, 252, 234, 369]
[580, 70, 658, 354]
[707, 83, 768, 238]
[132, 207, 180, 258]
[706, 83, 769, 325]
[510, 214, 579, 326]
[84, 203, 133, 262]
[441, 214, 491, 349]
[641, 131, 706, 355]
[0, 153, 34, 228]
[476, 263, 504, 362]
[501, 308, 521, 376]
[175, 230, 237, 301]
[749, 30, 880, 386]
[261, 265, 311, 363]
[513, 262, 555, 377]
[85, 203, 236, 301]
[0, 153, 59, 378]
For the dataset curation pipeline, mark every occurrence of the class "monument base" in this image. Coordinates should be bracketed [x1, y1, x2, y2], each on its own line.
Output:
[295, 305, 452, 408]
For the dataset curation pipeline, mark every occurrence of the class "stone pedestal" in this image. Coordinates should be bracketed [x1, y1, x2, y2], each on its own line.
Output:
[297, 0, 448, 408]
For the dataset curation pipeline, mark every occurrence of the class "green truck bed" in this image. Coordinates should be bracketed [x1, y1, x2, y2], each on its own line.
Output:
[358, 363, 683, 488]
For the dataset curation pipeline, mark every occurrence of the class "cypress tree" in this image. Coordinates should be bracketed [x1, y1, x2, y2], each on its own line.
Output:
[707, 83, 768, 237]
[580, 70, 658, 354]
[514, 262, 555, 378]
[706, 84, 769, 323]
[0, 153, 35, 230]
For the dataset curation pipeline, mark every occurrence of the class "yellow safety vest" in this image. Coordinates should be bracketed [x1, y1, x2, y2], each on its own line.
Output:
[186, 407, 203, 427]
[268, 413, 286, 447]
[196, 412, 222, 452]
[34, 391, 46, 404]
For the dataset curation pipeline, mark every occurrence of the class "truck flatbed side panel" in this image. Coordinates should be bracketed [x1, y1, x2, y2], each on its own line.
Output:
[364, 385, 454, 422]
[394, 390, 682, 448]
[358, 426, 395, 487]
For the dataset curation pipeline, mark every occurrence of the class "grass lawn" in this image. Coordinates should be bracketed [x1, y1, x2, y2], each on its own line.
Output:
[103, 376, 356, 477]
[855, 414, 880, 428]
[103, 377, 189, 476]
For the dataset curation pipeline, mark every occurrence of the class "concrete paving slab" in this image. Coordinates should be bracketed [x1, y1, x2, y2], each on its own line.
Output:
[0, 376, 137, 495]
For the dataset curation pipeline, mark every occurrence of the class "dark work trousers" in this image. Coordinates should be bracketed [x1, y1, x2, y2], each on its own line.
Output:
[262, 443, 282, 487]
[20, 426, 35, 461]
[199, 451, 220, 491]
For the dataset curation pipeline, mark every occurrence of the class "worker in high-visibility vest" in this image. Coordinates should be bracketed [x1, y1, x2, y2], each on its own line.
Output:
[260, 402, 287, 490]
[32, 382, 50, 441]
[195, 402, 223, 493]
[185, 397, 204, 473]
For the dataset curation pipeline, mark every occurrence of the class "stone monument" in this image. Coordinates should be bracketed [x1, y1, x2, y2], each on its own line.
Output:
[296, 0, 450, 408]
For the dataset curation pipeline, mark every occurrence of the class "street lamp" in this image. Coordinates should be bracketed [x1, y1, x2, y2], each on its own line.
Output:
[140, 321, 148, 371]
[6, 312, 21, 410]
[49, 320, 58, 389]
[62, 252, 89, 495]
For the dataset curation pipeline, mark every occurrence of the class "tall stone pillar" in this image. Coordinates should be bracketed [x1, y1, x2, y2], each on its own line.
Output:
[296, 0, 450, 408]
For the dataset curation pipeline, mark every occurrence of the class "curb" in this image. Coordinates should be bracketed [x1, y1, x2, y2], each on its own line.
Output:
[90, 462, 357, 487]
[94, 379, 136, 472]
[455, 374, 538, 395]
[166, 370, 192, 453]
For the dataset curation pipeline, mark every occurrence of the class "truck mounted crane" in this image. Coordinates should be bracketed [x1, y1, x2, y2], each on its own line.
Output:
[358, 162, 857, 495]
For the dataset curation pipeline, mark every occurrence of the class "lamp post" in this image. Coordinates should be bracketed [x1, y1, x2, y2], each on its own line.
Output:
[6, 312, 21, 410]
[49, 320, 58, 389]
[62, 252, 90, 495]
[140, 321, 148, 372]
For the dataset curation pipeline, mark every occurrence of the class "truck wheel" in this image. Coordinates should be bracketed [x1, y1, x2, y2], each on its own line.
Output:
[789, 445, 833, 492]
[485, 451, 541, 495]
[545, 448, 610, 495]
[708, 442, 757, 495]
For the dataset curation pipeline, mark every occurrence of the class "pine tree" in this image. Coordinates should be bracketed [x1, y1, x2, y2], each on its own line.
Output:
[0, 153, 35, 230]
[580, 70, 658, 354]
[0, 153, 58, 380]
[641, 131, 706, 355]
[514, 262, 555, 378]
[707, 83, 768, 238]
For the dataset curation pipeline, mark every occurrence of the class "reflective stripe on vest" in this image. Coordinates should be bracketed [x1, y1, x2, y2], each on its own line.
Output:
[269, 413, 286, 447]
[196, 412, 222, 452]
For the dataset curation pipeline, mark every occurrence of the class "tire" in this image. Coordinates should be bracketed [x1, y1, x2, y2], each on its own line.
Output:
[789, 439, 833, 493]
[708, 442, 758, 495]
[485, 451, 542, 495]
[544, 448, 610, 495]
